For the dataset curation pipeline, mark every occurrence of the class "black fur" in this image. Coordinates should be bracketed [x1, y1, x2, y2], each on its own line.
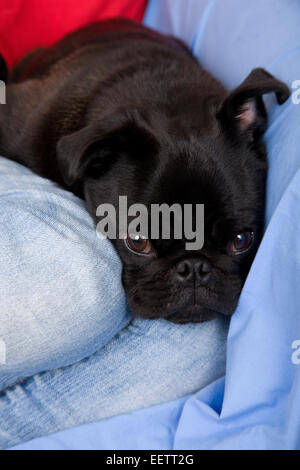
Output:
[0, 54, 7, 82]
[0, 19, 290, 323]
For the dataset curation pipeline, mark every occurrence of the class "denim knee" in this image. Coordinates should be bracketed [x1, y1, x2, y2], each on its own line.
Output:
[0, 157, 131, 389]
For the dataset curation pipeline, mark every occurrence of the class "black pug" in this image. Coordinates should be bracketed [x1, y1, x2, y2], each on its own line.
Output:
[0, 19, 289, 323]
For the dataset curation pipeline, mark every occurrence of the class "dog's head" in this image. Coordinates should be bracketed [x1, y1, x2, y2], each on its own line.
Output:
[56, 68, 289, 323]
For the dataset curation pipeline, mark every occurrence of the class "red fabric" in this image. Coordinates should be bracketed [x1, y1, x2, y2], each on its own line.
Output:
[0, 0, 148, 68]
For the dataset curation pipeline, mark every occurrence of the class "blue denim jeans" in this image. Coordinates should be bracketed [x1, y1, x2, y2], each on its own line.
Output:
[0, 157, 228, 449]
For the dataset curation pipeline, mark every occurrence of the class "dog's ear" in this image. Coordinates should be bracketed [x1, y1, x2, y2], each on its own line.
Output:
[217, 68, 290, 143]
[56, 110, 157, 186]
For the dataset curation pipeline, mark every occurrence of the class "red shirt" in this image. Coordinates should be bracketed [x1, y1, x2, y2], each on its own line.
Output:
[0, 0, 148, 68]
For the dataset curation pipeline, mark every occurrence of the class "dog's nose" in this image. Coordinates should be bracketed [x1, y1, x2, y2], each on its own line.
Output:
[175, 258, 212, 285]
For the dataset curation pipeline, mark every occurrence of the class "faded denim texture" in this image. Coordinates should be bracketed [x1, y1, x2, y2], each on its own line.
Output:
[0, 157, 228, 449]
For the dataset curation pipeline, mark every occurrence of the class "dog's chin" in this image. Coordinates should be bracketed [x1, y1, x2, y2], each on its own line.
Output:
[165, 305, 219, 324]
[129, 302, 226, 324]
[126, 284, 239, 323]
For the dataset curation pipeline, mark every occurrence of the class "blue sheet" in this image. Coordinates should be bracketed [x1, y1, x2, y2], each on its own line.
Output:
[13, 0, 300, 450]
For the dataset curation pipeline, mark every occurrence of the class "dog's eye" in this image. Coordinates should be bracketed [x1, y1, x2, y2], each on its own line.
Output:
[125, 235, 153, 256]
[228, 231, 254, 255]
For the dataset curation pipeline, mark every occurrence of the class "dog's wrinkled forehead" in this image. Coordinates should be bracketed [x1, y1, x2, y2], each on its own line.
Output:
[56, 69, 289, 198]
[143, 132, 255, 210]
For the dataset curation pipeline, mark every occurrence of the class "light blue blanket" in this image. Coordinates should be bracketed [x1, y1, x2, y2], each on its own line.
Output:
[13, 0, 300, 449]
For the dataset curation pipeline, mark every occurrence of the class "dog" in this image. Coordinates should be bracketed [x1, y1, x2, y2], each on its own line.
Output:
[0, 19, 290, 323]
